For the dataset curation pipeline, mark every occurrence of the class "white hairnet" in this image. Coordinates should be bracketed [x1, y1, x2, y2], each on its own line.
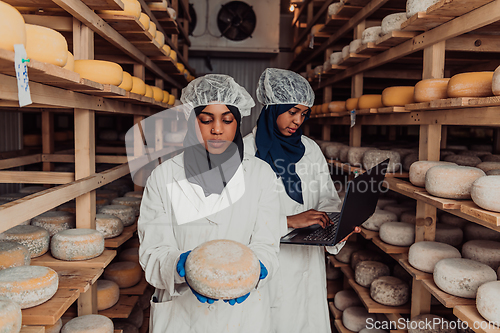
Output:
[180, 74, 255, 119]
[256, 68, 315, 107]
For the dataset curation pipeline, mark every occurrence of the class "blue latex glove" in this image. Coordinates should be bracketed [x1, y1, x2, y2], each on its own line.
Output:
[259, 260, 268, 280]
[223, 261, 268, 306]
[176, 251, 218, 304]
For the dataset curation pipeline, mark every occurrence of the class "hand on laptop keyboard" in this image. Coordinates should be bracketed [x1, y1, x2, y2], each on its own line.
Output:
[287, 209, 330, 229]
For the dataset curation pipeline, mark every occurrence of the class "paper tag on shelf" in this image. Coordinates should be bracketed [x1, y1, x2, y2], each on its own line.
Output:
[350, 109, 356, 127]
[309, 36, 314, 49]
[13, 44, 32, 107]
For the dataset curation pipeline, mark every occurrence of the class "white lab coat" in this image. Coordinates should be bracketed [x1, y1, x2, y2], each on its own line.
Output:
[243, 129, 343, 333]
[137, 152, 281, 333]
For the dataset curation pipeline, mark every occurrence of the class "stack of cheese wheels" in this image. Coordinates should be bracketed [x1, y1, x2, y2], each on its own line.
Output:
[414, 78, 450, 102]
[379, 222, 415, 247]
[425, 165, 485, 199]
[345, 98, 359, 110]
[363, 150, 400, 173]
[51, 229, 104, 261]
[0, 241, 30, 270]
[45, 319, 63, 333]
[434, 224, 463, 247]
[464, 223, 500, 241]
[471, 176, 500, 212]
[138, 12, 150, 30]
[357, 95, 384, 109]
[104, 261, 142, 288]
[0, 225, 50, 258]
[0, 2, 26, 52]
[370, 276, 409, 306]
[324, 143, 345, 160]
[342, 45, 350, 59]
[409, 161, 456, 187]
[97, 279, 120, 310]
[434, 258, 497, 298]
[355, 261, 390, 287]
[361, 26, 382, 44]
[96, 189, 119, 201]
[362, 210, 398, 231]
[111, 197, 141, 216]
[168, 94, 176, 105]
[444, 154, 481, 167]
[170, 50, 177, 62]
[0, 296, 22, 333]
[334, 290, 362, 311]
[406, 0, 441, 17]
[130, 77, 146, 95]
[185, 239, 260, 299]
[118, 72, 133, 92]
[350, 250, 383, 270]
[118, 247, 139, 263]
[462, 240, 500, 270]
[381, 86, 415, 106]
[347, 147, 376, 166]
[25, 24, 68, 67]
[96, 214, 124, 238]
[32, 211, 76, 236]
[151, 86, 163, 102]
[408, 314, 454, 333]
[74, 60, 123, 86]
[61, 315, 114, 333]
[408, 241, 461, 273]
[342, 307, 377, 332]
[99, 205, 135, 226]
[0, 265, 58, 308]
[334, 242, 363, 263]
[380, 13, 407, 35]
[477, 281, 500, 324]
[98, 0, 141, 18]
[447, 72, 494, 98]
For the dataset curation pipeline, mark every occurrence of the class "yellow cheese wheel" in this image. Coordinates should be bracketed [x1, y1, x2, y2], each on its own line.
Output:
[148, 1, 168, 10]
[0, 2, 26, 52]
[138, 12, 150, 30]
[25, 24, 68, 67]
[162, 90, 170, 103]
[155, 31, 165, 48]
[144, 85, 153, 98]
[99, 0, 141, 18]
[358, 95, 384, 109]
[162, 44, 171, 56]
[63, 51, 74, 71]
[44, 318, 62, 333]
[97, 280, 120, 310]
[414, 78, 450, 102]
[0, 265, 58, 309]
[61, 315, 113, 333]
[130, 77, 146, 95]
[31, 211, 76, 237]
[176, 62, 185, 73]
[447, 72, 494, 98]
[23, 134, 42, 146]
[382, 86, 415, 106]
[51, 229, 104, 261]
[74, 60, 123, 86]
[320, 103, 329, 114]
[170, 50, 177, 62]
[118, 248, 139, 263]
[168, 94, 175, 105]
[103, 261, 142, 288]
[346, 98, 359, 111]
[0, 225, 49, 258]
[150, 86, 163, 102]
[0, 242, 30, 270]
[329, 101, 347, 113]
[118, 72, 133, 92]
[0, 296, 22, 333]
[148, 21, 156, 38]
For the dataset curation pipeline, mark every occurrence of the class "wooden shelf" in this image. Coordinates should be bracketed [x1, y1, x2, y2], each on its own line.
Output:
[98, 295, 139, 319]
[360, 227, 378, 240]
[340, 53, 371, 66]
[372, 236, 410, 255]
[322, 15, 350, 33]
[426, 0, 495, 17]
[376, 31, 419, 48]
[357, 108, 379, 115]
[460, 201, 500, 227]
[120, 276, 149, 295]
[335, 319, 356, 333]
[329, 302, 343, 319]
[421, 279, 475, 308]
[328, 279, 344, 299]
[356, 43, 389, 55]
[401, 12, 454, 31]
[348, 279, 411, 314]
[323, 65, 347, 76]
[20, 327, 45, 333]
[56, 267, 104, 293]
[4, 0, 124, 10]
[377, 106, 409, 114]
[22, 288, 80, 326]
[407, 96, 500, 111]
[105, 223, 137, 248]
[341, 265, 355, 281]
[329, 255, 349, 268]
[398, 258, 432, 281]
[454, 306, 500, 333]
[32, 249, 116, 269]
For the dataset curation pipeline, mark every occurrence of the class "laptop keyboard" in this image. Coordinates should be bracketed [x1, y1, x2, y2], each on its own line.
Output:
[303, 214, 340, 242]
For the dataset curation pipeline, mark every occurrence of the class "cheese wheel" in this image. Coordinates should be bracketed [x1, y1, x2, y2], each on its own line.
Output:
[0, 265, 58, 308]
[0, 241, 30, 270]
[162, 44, 171, 56]
[435, 224, 463, 247]
[464, 223, 500, 242]
[358, 95, 384, 109]
[32, 211, 76, 236]
[440, 213, 468, 229]
[150, 86, 163, 102]
[328, 2, 343, 15]
[74, 60, 123, 86]
[0, 2, 26, 52]
[96, 189, 119, 201]
[130, 77, 146, 95]
[346, 98, 359, 110]
[486, 169, 500, 175]
[408, 241, 461, 273]
[350, 250, 383, 270]
[355, 261, 390, 288]
[370, 276, 409, 306]
[111, 197, 141, 217]
[96, 214, 124, 239]
[477, 281, 500, 324]
[350, 39, 362, 53]
[447, 72, 494, 98]
[97, 279, 120, 310]
[0, 225, 49, 258]
[414, 78, 450, 102]
[125, 191, 143, 199]
[185, 239, 260, 299]
[25, 24, 68, 67]
[363, 150, 401, 173]
[329, 101, 347, 113]
[167, 7, 177, 19]
[113, 321, 138, 333]
[361, 26, 382, 44]
[391, 148, 415, 160]
[462, 240, 500, 270]
[334, 242, 363, 263]
[347, 147, 376, 166]
[170, 50, 177, 62]
[147, 1, 167, 10]
[138, 12, 150, 30]
[51, 229, 104, 261]
[381, 13, 407, 35]
[342, 307, 377, 332]
[104, 261, 142, 288]
[492, 64, 500, 96]
[409, 161, 456, 187]
[154, 30, 164, 47]
[61, 315, 113, 333]
[362, 210, 398, 231]
[98, 0, 141, 18]
[176, 62, 185, 73]
[0, 296, 21, 333]
[334, 290, 362, 311]
[382, 86, 415, 106]
[99, 205, 135, 226]
[144, 85, 153, 98]
[483, 154, 500, 162]
[162, 90, 170, 103]
[148, 21, 156, 38]
[118, 72, 133, 92]
[324, 144, 344, 159]
[330, 52, 343, 65]
[444, 154, 482, 167]
[459, 150, 492, 159]
[45, 318, 62, 333]
[342, 45, 350, 59]
[376, 198, 397, 209]
[406, 0, 441, 18]
[311, 24, 324, 36]
[63, 51, 75, 71]
[408, 314, 456, 333]
[425, 165, 485, 199]
[472, 175, 500, 212]
[434, 258, 497, 298]
[168, 94, 176, 105]
[379, 222, 415, 247]
[118, 247, 139, 263]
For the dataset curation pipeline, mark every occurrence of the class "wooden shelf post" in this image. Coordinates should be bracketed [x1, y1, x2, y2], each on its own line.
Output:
[42, 111, 54, 172]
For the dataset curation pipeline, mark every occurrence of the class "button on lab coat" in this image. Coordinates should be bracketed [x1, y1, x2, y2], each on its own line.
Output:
[138, 152, 281, 333]
[244, 129, 343, 333]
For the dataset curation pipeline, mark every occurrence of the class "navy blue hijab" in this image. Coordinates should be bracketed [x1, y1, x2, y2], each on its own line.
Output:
[255, 104, 310, 204]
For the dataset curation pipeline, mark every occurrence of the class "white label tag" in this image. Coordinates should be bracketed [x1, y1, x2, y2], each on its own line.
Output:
[14, 44, 32, 107]
[350, 109, 356, 127]
[309, 35, 314, 49]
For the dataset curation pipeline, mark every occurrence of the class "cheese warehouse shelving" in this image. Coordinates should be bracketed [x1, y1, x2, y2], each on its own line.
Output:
[0, 0, 191, 329]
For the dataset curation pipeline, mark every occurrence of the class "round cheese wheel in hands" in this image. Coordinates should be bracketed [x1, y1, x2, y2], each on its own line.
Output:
[425, 165, 485, 199]
[185, 239, 260, 300]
